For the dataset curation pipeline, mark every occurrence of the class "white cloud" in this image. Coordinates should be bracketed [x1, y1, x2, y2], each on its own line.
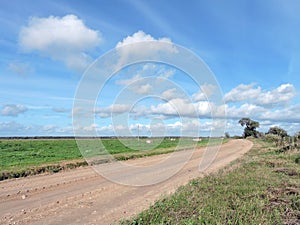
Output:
[108, 104, 131, 114]
[224, 101, 300, 127]
[148, 97, 226, 119]
[19, 14, 101, 72]
[260, 104, 300, 122]
[256, 83, 296, 106]
[161, 88, 182, 100]
[195, 101, 213, 116]
[225, 103, 266, 119]
[221, 83, 299, 129]
[157, 69, 175, 79]
[95, 104, 131, 118]
[135, 83, 152, 94]
[115, 31, 177, 70]
[193, 84, 217, 102]
[223, 83, 261, 103]
[166, 121, 183, 130]
[116, 30, 172, 48]
[93, 83, 296, 131]
[150, 98, 208, 118]
[150, 99, 182, 117]
[224, 83, 296, 106]
[1, 104, 28, 117]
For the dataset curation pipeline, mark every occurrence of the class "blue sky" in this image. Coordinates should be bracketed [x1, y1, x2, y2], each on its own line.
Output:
[0, 0, 300, 136]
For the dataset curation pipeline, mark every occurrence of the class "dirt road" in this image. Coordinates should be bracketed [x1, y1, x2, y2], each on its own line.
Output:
[0, 139, 253, 225]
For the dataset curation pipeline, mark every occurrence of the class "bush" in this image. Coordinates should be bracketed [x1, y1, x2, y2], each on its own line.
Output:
[263, 133, 281, 145]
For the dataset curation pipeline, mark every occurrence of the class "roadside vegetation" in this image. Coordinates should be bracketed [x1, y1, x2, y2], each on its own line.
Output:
[121, 138, 300, 225]
[0, 137, 226, 180]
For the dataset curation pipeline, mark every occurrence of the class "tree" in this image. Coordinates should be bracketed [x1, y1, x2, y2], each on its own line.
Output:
[267, 127, 288, 138]
[238, 118, 260, 138]
[225, 132, 230, 138]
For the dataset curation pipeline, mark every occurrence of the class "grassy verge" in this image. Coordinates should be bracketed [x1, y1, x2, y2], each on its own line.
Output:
[121, 139, 300, 225]
[0, 137, 227, 180]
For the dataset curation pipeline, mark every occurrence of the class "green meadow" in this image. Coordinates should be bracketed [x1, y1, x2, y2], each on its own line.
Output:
[0, 137, 225, 180]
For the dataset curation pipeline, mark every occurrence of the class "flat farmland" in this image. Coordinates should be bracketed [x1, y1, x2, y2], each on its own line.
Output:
[0, 137, 226, 180]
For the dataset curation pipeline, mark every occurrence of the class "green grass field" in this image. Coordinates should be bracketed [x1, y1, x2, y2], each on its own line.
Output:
[0, 137, 226, 180]
[121, 139, 300, 225]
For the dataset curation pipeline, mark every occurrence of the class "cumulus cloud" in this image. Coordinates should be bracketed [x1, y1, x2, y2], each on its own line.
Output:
[1, 104, 28, 117]
[85, 81, 299, 136]
[94, 84, 225, 120]
[116, 30, 172, 48]
[150, 98, 211, 118]
[260, 104, 300, 122]
[93, 82, 296, 127]
[225, 103, 266, 119]
[150, 98, 189, 117]
[115, 31, 177, 70]
[256, 83, 296, 106]
[222, 83, 299, 127]
[223, 83, 261, 103]
[224, 83, 296, 106]
[19, 14, 101, 71]
[224, 100, 300, 127]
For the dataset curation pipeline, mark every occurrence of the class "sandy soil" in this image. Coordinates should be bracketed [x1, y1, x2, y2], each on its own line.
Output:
[0, 139, 253, 225]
